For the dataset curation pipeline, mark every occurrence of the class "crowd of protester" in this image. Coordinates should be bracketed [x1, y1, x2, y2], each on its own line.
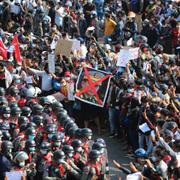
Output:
[0, 0, 179, 179]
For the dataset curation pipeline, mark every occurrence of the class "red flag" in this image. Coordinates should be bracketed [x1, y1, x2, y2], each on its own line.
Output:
[12, 34, 21, 64]
[0, 39, 7, 59]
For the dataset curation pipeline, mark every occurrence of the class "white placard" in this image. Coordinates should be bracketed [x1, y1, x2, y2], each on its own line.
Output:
[48, 53, 55, 73]
[6, 171, 23, 180]
[126, 172, 142, 180]
[24, 76, 33, 84]
[139, 123, 151, 133]
[71, 39, 81, 51]
[117, 47, 139, 67]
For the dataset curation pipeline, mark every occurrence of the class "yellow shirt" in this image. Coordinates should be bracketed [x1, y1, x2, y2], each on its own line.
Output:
[104, 18, 117, 36]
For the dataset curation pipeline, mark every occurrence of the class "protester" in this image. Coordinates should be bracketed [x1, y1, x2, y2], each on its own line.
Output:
[0, 0, 179, 179]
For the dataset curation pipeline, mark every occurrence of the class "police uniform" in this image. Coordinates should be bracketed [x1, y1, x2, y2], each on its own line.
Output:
[81, 162, 102, 180]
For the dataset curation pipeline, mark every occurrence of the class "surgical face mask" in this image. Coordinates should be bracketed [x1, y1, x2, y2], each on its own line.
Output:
[68, 153, 73, 158]
[88, 136, 92, 140]
[77, 147, 82, 152]
[8, 149, 12, 153]
[19, 161, 25, 167]
[40, 149, 47, 155]
[29, 147, 36, 152]
[15, 79, 21, 84]
[3, 114, 10, 118]
[97, 157, 100, 162]
[10, 123, 16, 129]
[16, 113, 21, 117]
[27, 113, 31, 117]
[29, 135, 35, 141]
[48, 134, 53, 139]
[150, 156, 157, 162]
[65, 77, 70, 81]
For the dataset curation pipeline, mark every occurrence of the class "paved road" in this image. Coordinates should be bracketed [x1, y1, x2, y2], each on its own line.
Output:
[94, 132, 133, 180]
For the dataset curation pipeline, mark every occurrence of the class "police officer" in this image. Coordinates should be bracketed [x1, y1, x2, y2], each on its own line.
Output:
[71, 139, 86, 170]
[36, 141, 53, 179]
[45, 123, 57, 141]
[0, 141, 13, 179]
[12, 151, 35, 178]
[0, 106, 11, 133]
[62, 145, 82, 179]
[7, 86, 19, 102]
[51, 133, 63, 151]
[25, 140, 37, 162]
[21, 106, 32, 118]
[92, 142, 109, 179]
[25, 140, 37, 179]
[81, 128, 93, 161]
[81, 150, 102, 180]
[47, 150, 68, 179]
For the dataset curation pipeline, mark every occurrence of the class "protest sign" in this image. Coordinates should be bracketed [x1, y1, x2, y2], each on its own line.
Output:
[75, 67, 111, 107]
[55, 39, 80, 57]
[55, 39, 73, 57]
[48, 53, 55, 73]
[126, 172, 142, 180]
[71, 39, 81, 51]
[117, 47, 139, 67]
[6, 171, 24, 180]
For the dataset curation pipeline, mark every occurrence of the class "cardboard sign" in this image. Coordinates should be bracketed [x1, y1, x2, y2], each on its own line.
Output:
[75, 67, 111, 107]
[55, 39, 80, 56]
[117, 47, 139, 67]
[55, 39, 73, 57]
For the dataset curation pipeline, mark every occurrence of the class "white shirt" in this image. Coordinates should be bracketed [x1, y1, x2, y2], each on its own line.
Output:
[29, 68, 52, 91]
[5, 68, 12, 88]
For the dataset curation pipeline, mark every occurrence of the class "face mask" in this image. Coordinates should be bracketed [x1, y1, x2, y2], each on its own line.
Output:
[29, 135, 35, 141]
[68, 153, 73, 158]
[40, 149, 47, 155]
[65, 77, 70, 81]
[19, 161, 25, 167]
[151, 156, 157, 162]
[77, 147, 82, 152]
[48, 134, 53, 139]
[88, 136, 92, 140]
[15, 79, 21, 84]
[27, 113, 31, 117]
[97, 157, 100, 162]
[29, 147, 35, 152]
[16, 113, 21, 117]
[8, 149, 12, 153]
[10, 123, 16, 129]
[4, 114, 10, 118]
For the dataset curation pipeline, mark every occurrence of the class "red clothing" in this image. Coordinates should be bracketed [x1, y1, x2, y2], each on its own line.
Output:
[171, 27, 179, 47]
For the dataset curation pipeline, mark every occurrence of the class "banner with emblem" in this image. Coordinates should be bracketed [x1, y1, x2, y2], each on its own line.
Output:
[75, 67, 111, 107]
